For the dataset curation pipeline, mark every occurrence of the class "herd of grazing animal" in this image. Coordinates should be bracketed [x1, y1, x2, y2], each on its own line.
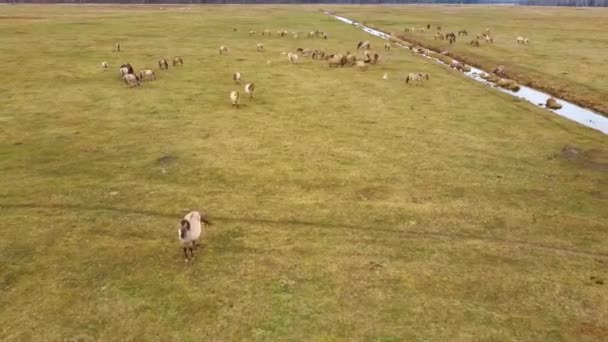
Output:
[108, 23, 532, 102]
[105, 42, 182, 88]
[249, 28, 328, 39]
[321, 41, 382, 71]
[406, 22, 533, 49]
[105, 21, 553, 262]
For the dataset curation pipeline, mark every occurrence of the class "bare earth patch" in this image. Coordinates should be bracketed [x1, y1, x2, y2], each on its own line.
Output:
[561, 146, 608, 172]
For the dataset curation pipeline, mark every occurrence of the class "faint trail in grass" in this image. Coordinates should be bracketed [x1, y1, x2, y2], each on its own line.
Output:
[3, 202, 607, 260]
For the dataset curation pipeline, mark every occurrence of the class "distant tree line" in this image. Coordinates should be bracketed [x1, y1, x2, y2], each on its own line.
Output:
[522, 0, 608, 5]
[1, 0, 606, 6]
[1, 0, 516, 4]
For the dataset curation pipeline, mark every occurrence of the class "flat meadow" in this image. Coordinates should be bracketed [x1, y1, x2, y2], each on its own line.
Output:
[0, 4, 607, 341]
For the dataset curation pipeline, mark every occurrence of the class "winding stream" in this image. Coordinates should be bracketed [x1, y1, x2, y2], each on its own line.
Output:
[329, 13, 608, 135]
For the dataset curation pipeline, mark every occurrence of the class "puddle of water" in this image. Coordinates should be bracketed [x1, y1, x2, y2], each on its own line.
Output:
[329, 13, 608, 135]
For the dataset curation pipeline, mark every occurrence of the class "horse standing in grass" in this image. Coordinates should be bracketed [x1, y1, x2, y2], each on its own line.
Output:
[405, 72, 429, 86]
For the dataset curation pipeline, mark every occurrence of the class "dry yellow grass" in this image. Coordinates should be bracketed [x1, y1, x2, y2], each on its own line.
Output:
[0, 4, 607, 341]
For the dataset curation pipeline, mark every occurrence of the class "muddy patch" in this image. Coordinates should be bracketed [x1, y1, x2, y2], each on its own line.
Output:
[355, 185, 390, 201]
[560, 146, 608, 172]
[156, 155, 178, 167]
[579, 322, 608, 338]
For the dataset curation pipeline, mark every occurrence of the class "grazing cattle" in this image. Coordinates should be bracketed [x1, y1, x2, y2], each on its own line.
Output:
[356, 60, 368, 71]
[458, 29, 468, 36]
[123, 74, 140, 87]
[219, 45, 228, 55]
[450, 60, 467, 72]
[120, 63, 134, 75]
[178, 211, 210, 262]
[372, 53, 379, 65]
[446, 33, 456, 44]
[296, 48, 311, 57]
[139, 69, 155, 82]
[233, 72, 242, 83]
[115, 42, 120, 52]
[524, 38, 529, 45]
[173, 57, 183, 66]
[288, 52, 299, 64]
[384, 42, 390, 51]
[230, 91, 240, 107]
[470, 39, 480, 47]
[245, 83, 255, 98]
[257, 43, 264, 51]
[308, 31, 315, 38]
[427, 24, 431, 29]
[484, 35, 494, 43]
[411, 46, 429, 57]
[363, 52, 372, 64]
[327, 54, 346, 68]
[517, 36, 524, 44]
[263, 29, 270, 36]
[434, 32, 444, 40]
[437, 25, 442, 31]
[119, 67, 129, 77]
[345, 53, 357, 66]
[101, 61, 108, 71]
[158, 58, 169, 69]
[293, 32, 299, 39]
[312, 49, 325, 60]
[357, 40, 371, 50]
[322, 32, 328, 40]
[249, 30, 256, 36]
[406, 72, 429, 85]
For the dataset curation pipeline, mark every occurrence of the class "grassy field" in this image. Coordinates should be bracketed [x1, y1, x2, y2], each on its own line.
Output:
[331, 5, 608, 115]
[1, 4, 608, 341]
